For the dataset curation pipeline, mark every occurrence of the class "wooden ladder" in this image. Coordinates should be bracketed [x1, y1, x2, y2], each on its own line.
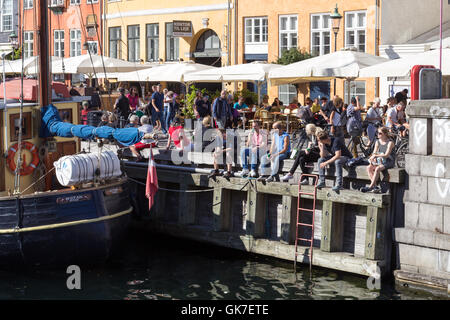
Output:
[294, 174, 319, 272]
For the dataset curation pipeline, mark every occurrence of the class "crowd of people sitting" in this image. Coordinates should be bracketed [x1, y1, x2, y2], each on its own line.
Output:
[82, 84, 409, 194]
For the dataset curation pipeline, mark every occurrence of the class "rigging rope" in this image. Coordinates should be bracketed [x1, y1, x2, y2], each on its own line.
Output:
[127, 177, 219, 193]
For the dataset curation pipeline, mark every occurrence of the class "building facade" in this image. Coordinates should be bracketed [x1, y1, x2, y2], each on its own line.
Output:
[21, 0, 102, 80]
[103, 0, 235, 66]
[0, 0, 19, 55]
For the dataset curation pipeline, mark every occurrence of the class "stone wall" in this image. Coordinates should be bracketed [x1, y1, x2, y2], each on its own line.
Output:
[397, 100, 450, 292]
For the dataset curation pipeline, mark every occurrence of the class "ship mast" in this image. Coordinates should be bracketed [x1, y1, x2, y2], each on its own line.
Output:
[39, 0, 51, 107]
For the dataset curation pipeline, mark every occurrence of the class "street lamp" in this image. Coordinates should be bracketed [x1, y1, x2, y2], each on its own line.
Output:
[9, 31, 19, 50]
[330, 4, 342, 96]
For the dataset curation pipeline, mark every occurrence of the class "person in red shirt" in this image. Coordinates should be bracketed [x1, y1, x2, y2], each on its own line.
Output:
[81, 101, 89, 125]
[127, 86, 141, 112]
[165, 117, 192, 152]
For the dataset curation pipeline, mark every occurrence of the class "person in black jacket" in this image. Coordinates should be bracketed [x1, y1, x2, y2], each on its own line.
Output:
[114, 87, 130, 128]
[90, 87, 102, 110]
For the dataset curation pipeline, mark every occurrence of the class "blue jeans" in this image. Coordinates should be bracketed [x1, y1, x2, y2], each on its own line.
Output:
[318, 156, 349, 186]
[164, 108, 174, 131]
[240, 147, 263, 171]
[260, 152, 289, 176]
[152, 109, 165, 133]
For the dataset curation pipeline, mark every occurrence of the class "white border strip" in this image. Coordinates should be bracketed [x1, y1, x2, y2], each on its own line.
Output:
[104, 3, 234, 20]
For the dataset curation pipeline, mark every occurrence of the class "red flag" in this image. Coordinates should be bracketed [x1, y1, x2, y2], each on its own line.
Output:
[145, 147, 158, 210]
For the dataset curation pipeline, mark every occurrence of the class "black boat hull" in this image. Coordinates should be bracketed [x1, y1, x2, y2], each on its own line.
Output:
[0, 180, 132, 268]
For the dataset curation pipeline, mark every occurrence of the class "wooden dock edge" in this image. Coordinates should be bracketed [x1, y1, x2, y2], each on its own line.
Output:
[394, 270, 450, 296]
[134, 220, 385, 279]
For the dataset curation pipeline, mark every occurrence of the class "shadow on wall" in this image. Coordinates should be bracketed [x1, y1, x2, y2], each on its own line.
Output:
[383, 46, 401, 60]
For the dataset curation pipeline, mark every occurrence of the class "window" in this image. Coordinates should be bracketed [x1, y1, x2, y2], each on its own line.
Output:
[245, 17, 268, 43]
[70, 29, 81, 57]
[54, 30, 64, 57]
[1, 0, 13, 32]
[10, 112, 32, 141]
[279, 15, 297, 55]
[311, 13, 331, 57]
[146, 23, 159, 62]
[70, 0, 80, 5]
[87, 41, 98, 55]
[127, 25, 140, 62]
[165, 22, 179, 61]
[24, 0, 33, 9]
[345, 11, 366, 52]
[24, 31, 34, 58]
[345, 81, 366, 106]
[87, 0, 98, 3]
[109, 27, 121, 59]
[278, 84, 297, 106]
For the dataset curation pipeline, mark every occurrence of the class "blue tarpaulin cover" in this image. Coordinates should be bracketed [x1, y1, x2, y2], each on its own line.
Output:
[40, 104, 144, 146]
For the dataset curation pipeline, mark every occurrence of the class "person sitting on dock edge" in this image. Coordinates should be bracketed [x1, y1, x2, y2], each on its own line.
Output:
[129, 115, 155, 161]
[361, 127, 395, 193]
[316, 131, 353, 192]
[258, 121, 291, 183]
[281, 124, 322, 185]
[236, 120, 268, 178]
[208, 128, 237, 179]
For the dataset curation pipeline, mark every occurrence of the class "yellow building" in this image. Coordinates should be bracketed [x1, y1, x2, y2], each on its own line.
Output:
[103, 0, 380, 105]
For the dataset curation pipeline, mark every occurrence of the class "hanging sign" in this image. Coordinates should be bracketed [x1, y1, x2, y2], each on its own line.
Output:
[173, 21, 193, 37]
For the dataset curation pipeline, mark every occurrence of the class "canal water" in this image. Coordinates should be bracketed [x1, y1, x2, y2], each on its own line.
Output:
[0, 229, 442, 300]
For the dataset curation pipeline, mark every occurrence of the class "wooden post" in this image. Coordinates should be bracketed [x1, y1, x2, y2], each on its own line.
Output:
[246, 188, 266, 237]
[365, 206, 387, 260]
[178, 183, 197, 225]
[212, 188, 231, 231]
[320, 201, 345, 252]
[281, 195, 297, 244]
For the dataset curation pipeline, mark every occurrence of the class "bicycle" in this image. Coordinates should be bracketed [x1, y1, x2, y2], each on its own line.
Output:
[346, 121, 383, 158]
[391, 125, 409, 168]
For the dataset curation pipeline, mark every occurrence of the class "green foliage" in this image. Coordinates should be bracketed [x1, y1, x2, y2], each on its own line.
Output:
[5, 47, 21, 61]
[233, 88, 258, 106]
[181, 85, 219, 119]
[274, 48, 312, 65]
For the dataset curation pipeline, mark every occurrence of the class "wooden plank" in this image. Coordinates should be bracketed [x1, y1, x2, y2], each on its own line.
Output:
[320, 201, 346, 253]
[212, 188, 231, 232]
[246, 187, 266, 238]
[365, 206, 387, 260]
[281, 195, 297, 244]
[178, 183, 197, 225]
[123, 166, 389, 208]
[138, 220, 385, 278]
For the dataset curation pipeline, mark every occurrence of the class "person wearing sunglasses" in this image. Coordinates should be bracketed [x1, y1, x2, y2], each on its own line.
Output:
[361, 127, 395, 193]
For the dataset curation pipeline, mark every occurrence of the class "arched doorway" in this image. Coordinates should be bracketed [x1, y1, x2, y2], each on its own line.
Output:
[193, 29, 221, 67]
[192, 29, 222, 93]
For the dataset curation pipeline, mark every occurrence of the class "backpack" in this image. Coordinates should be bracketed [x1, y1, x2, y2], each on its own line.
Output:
[346, 107, 362, 137]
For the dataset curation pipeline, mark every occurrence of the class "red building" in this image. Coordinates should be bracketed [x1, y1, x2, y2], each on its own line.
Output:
[21, 0, 103, 82]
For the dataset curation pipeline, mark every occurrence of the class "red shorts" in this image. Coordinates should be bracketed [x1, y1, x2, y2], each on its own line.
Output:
[134, 142, 156, 150]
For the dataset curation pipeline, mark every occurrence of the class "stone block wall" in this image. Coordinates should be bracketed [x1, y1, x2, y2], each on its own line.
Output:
[397, 100, 450, 290]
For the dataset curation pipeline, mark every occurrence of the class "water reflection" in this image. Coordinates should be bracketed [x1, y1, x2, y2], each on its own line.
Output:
[0, 231, 441, 300]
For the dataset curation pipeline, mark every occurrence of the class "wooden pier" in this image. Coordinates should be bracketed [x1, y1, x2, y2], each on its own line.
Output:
[123, 149, 406, 280]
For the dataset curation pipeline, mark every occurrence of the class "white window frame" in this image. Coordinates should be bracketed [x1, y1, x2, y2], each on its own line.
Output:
[345, 10, 366, 52]
[109, 26, 121, 59]
[128, 25, 140, 62]
[244, 17, 268, 44]
[86, 0, 98, 3]
[279, 14, 298, 56]
[278, 84, 297, 106]
[1, 0, 13, 32]
[345, 80, 366, 106]
[70, 29, 81, 57]
[24, 0, 33, 9]
[54, 29, 64, 57]
[24, 31, 34, 58]
[310, 13, 331, 57]
[87, 41, 98, 55]
[165, 22, 179, 62]
[70, 0, 81, 5]
[146, 23, 159, 62]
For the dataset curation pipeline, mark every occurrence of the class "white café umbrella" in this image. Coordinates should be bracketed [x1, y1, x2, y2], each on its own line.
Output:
[359, 48, 450, 77]
[269, 50, 389, 85]
[117, 61, 216, 83]
[185, 61, 282, 105]
[0, 56, 62, 74]
[27, 54, 149, 75]
[269, 49, 389, 103]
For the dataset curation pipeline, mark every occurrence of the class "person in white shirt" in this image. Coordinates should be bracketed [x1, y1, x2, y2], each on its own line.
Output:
[129, 116, 155, 161]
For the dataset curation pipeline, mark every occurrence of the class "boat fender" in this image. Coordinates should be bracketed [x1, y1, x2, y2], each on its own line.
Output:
[7, 141, 40, 176]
